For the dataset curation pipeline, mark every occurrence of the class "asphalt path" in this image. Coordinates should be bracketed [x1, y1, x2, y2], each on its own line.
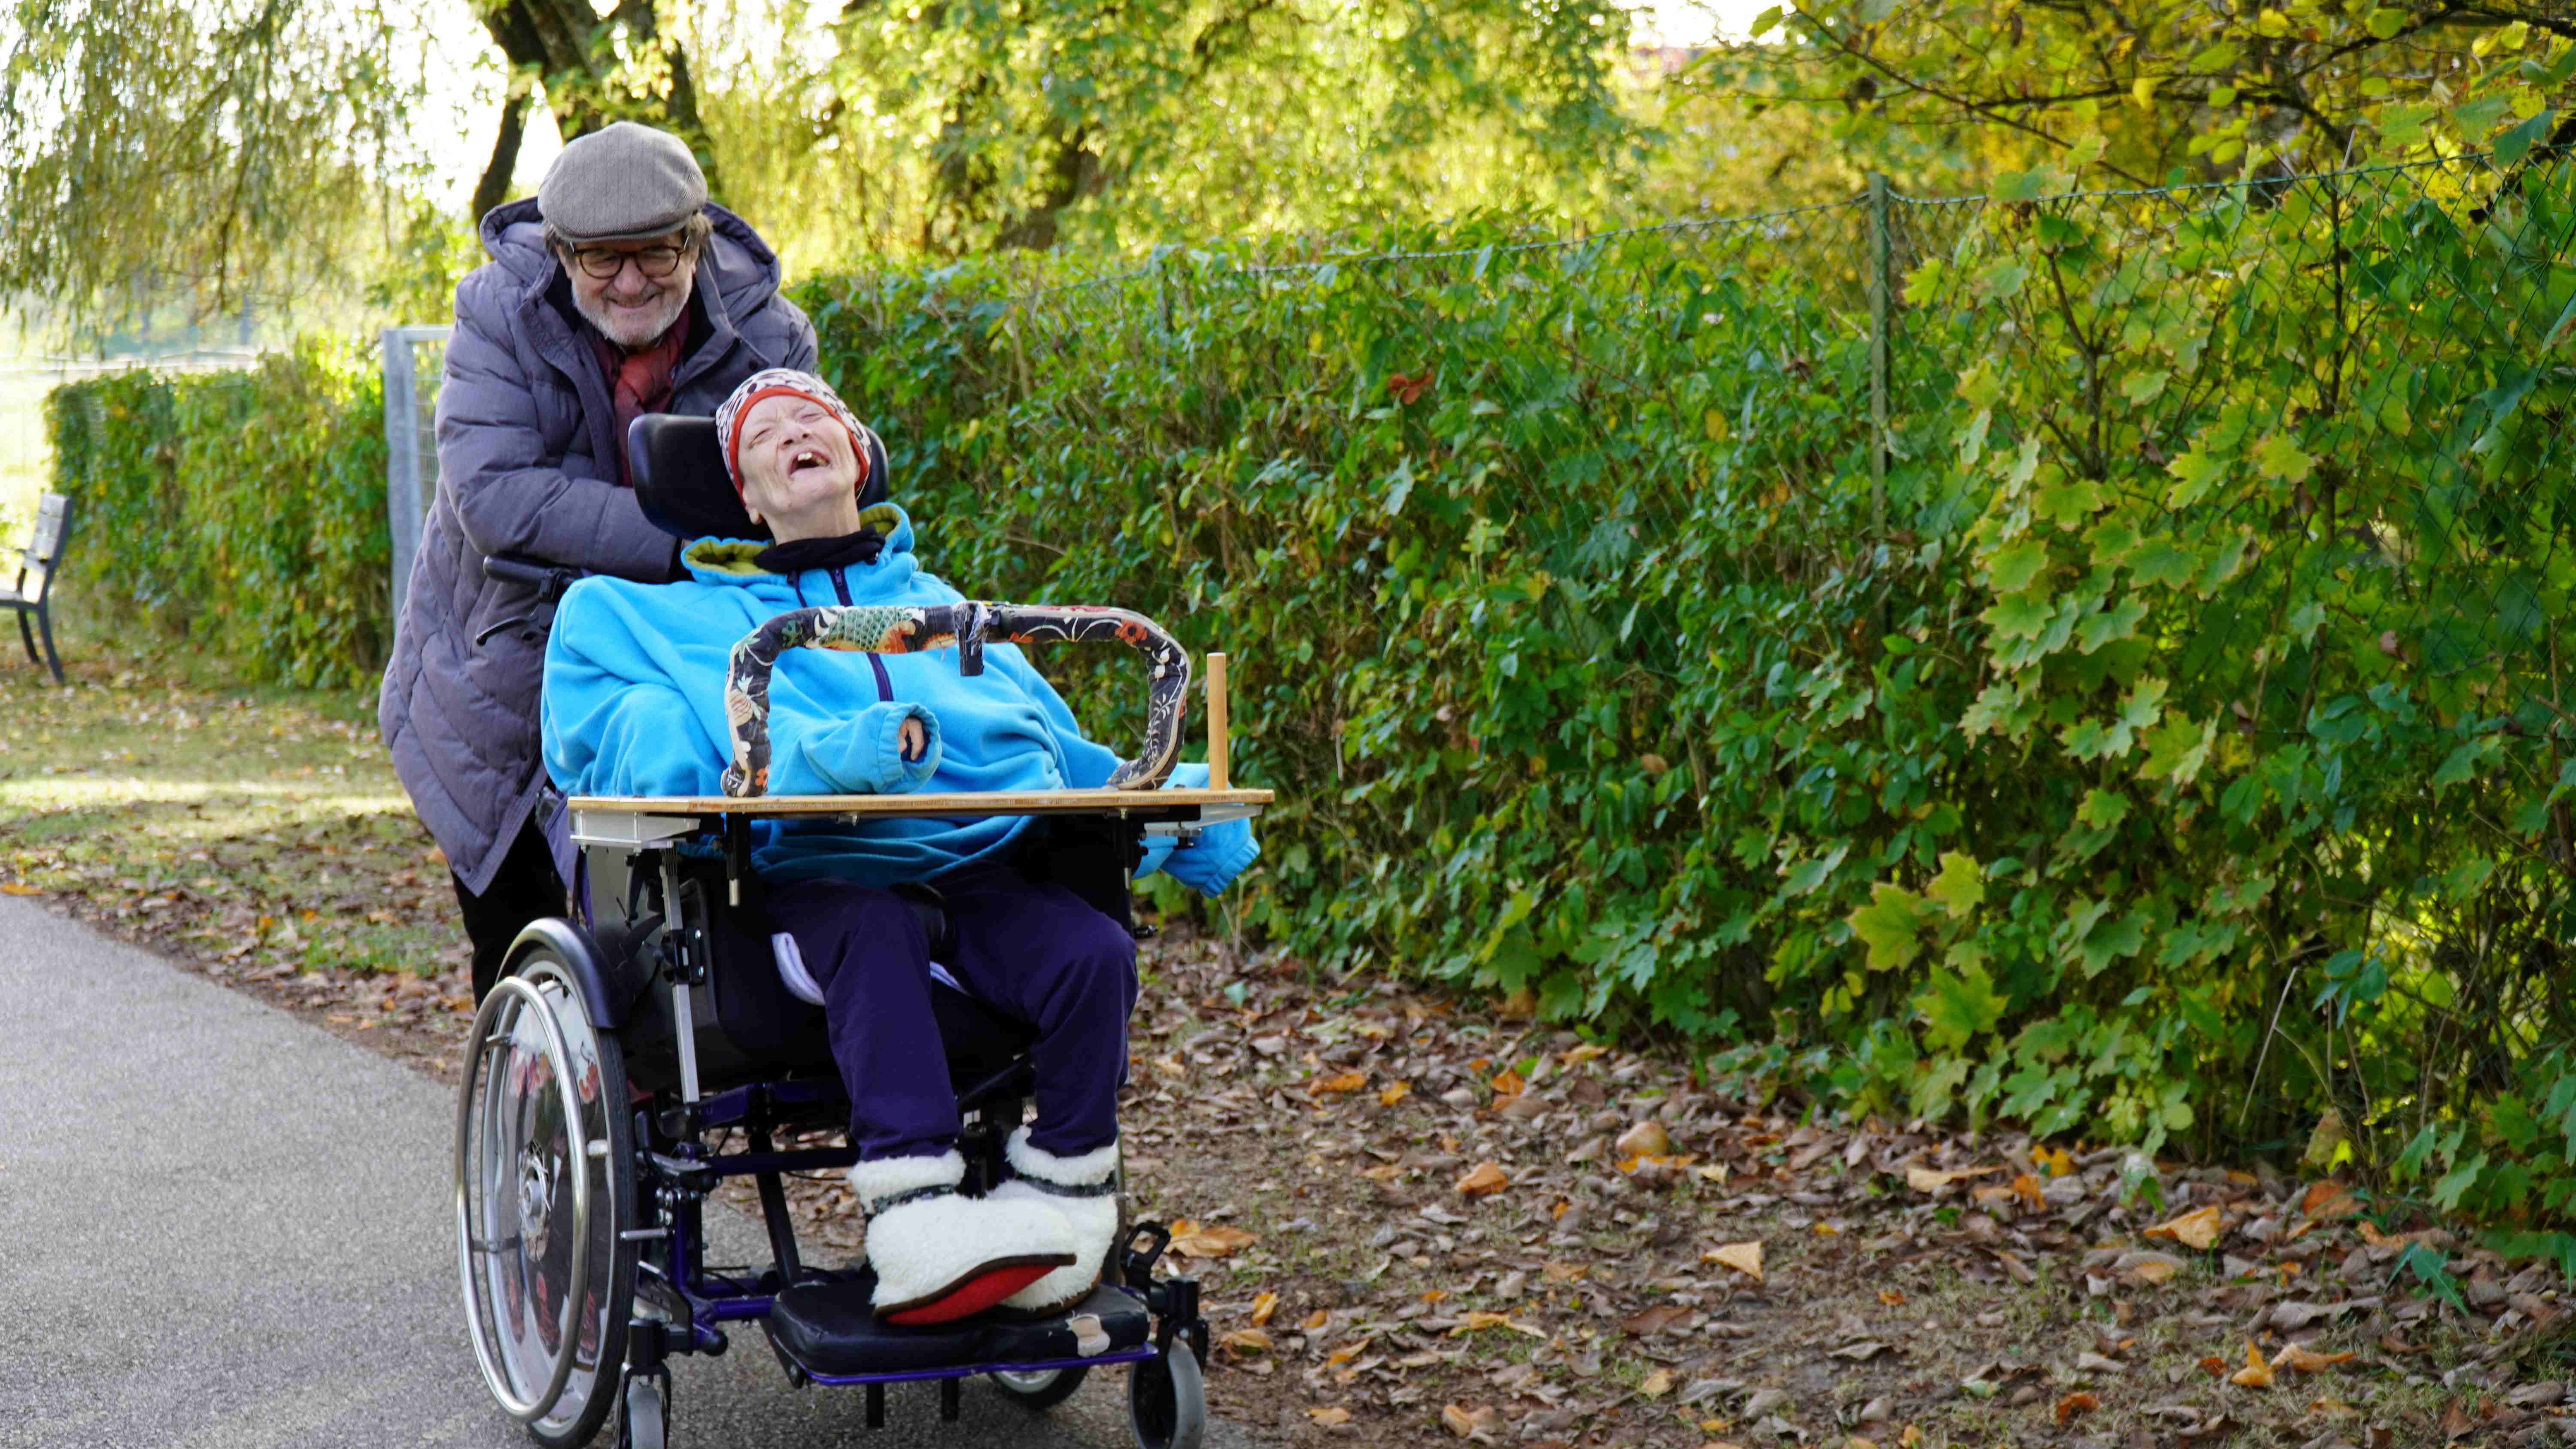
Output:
[0, 896, 1260, 1449]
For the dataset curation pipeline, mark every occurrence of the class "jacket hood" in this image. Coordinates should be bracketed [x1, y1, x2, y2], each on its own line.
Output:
[477, 197, 785, 324]
[680, 503, 921, 590]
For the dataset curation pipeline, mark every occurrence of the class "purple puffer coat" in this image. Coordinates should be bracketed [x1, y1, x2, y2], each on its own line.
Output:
[377, 198, 817, 896]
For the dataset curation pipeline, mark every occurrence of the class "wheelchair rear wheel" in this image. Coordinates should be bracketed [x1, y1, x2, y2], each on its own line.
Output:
[457, 946, 638, 1448]
[989, 1364, 1088, 1410]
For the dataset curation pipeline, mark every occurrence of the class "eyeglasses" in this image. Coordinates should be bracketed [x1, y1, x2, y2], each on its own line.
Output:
[565, 243, 690, 281]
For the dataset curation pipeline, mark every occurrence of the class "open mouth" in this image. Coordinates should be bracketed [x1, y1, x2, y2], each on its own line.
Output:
[787, 449, 827, 476]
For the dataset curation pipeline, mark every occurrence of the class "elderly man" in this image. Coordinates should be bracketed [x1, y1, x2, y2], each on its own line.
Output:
[380, 122, 817, 1001]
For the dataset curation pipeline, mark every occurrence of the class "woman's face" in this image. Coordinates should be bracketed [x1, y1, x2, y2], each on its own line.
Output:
[736, 394, 862, 539]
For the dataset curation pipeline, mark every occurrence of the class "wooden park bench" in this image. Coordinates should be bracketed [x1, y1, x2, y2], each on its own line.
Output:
[0, 493, 74, 684]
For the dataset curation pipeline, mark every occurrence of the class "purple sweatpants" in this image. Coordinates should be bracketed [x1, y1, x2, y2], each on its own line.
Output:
[764, 865, 1137, 1161]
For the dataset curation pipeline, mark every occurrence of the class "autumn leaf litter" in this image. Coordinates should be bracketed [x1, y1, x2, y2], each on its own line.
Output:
[3, 660, 2573, 1446]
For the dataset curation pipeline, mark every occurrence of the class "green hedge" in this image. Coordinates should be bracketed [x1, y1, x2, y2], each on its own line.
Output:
[44, 340, 391, 688]
[43, 159, 2576, 1231]
[787, 162, 2576, 1229]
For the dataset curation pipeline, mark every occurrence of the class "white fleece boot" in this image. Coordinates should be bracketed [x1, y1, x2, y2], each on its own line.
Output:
[848, 1149, 1077, 1325]
[987, 1128, 1121, 1317]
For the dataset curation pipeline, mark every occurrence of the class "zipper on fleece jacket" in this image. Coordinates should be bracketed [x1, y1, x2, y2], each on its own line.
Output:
[823, 565, 894, 704]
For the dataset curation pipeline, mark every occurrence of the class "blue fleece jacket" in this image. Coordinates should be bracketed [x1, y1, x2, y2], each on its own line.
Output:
[540, 504, 1258, 893]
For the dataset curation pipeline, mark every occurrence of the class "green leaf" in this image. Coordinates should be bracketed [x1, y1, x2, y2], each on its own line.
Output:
[2194, 533, 2253, 596]
[1992, 170, 2051, 204]
[2166, 449, 2225, 507]
[1916, 963, 2009, 1052]
[2496, 109, 2555, 167]
[1781, 842, 1849, 898]
[2452, 96, 2511, 140]
[1926, 851, 1985, 917]
[1989, 536, 2050, 593]
[2120, 676, 2170, 733]
[2253, 432, 2313, 482]
[1972, 256, 2030, 300]
[2119, 369, 2170, 404]
[2395, 1242, 2468, 1311]
[1981, 593, 2054, 641]
[2127, 537, 2201, 589]
[2076, 907, 2150, 979]
[2432, 1153, 2490, 1212]
[1848, 884, 1931, 972]
[2377, 388, 2412, 437]
[1749, 4, 1783, 36]
[2077, 788, 2131, 830]
[2365, 6, 2407, 38]
[2078, 595, 2148, 653]
[2060, 717, 2122, 760]
[2432, 736, 2499, 791]
[1985, 538, 2051, 593]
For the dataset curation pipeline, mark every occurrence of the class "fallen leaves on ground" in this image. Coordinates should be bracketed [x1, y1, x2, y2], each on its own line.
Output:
[1705, 1240, 1764, 1282]
[2146, 1203, 2223, 1250]
[1166, 1219, 1257, 1259]
[1904, 1164, 1998, 1194]
[27, 655, 2576, 1449]
[2270, 1343, 2357, 1373]
[1439, 1402, 1496, 1440]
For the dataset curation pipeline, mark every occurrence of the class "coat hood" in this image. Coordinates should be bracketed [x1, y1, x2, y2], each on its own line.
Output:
[477, 196, 786, 328]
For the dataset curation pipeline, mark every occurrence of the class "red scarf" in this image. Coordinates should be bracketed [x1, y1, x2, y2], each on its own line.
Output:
[592, 322, 687, 487]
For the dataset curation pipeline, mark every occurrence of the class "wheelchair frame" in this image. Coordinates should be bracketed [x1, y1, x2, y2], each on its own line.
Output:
[458, 784, 1269, 1449]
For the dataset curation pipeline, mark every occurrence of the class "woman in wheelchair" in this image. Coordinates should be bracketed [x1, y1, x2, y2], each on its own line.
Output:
[539, 369, 1256, 1329]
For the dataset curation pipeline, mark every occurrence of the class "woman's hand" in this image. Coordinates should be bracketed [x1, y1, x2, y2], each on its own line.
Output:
[898, 715, 928, 763]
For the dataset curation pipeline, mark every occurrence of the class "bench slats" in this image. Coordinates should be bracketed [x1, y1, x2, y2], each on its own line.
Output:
[23, 495, 67, 572]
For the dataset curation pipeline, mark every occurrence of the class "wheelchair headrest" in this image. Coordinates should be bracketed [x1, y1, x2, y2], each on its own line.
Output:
[626, 413, 892, 542]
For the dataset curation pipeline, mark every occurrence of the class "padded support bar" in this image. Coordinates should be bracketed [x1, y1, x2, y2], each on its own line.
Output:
[719, 602, 1191, 798]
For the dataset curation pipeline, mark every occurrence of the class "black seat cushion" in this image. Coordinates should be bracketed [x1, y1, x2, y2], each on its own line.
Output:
[765, 1277, 1151, 1377]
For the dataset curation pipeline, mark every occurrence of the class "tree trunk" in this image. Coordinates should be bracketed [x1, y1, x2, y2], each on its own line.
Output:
[480, 0, 722, 194]
[470, 76, 534, 222]
[992, 126, 1102, 251]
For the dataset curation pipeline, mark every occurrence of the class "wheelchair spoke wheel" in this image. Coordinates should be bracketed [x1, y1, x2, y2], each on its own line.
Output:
[1127, 1342, 1205, 1449]
[457, 946, 637, 1449]
[989, 1363, 1087, 1410]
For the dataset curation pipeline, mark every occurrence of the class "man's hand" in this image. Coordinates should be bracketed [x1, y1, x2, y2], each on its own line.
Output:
[899, 716, 928, 763]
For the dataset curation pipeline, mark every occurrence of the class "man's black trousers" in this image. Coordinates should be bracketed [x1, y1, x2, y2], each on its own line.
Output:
[451, 818, 565, 1002]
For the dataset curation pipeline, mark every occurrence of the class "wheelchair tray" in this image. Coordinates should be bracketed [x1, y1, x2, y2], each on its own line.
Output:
[568, 786, 1271, 846]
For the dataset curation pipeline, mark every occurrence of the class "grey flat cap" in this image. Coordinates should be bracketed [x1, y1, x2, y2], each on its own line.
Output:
[538, 122, 708, 243]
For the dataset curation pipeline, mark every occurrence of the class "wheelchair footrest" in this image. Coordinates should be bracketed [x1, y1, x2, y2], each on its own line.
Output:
[764, 1278, 1151, 1378]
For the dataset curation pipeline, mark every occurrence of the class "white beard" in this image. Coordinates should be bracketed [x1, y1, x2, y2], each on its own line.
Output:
[571, 279, 692, 350]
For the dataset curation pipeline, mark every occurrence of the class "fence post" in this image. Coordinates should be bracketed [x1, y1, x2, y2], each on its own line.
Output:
[382, 328, 422, 622]
[1866, 172, 1892, 547]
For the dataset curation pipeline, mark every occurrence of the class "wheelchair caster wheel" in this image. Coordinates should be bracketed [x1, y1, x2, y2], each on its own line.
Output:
[616, 1371, 667, 1449]
[990, 1363, 1088, 1410]
[1127, 1342, 1205, 1449]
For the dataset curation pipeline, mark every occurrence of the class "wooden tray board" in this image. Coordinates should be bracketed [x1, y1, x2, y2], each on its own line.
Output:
[568, 786, 1273, 823]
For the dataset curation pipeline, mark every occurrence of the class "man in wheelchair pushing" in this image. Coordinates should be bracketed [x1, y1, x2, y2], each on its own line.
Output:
[540, 369, 1257, 1327]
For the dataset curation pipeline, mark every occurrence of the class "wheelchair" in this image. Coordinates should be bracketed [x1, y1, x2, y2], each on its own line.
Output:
[456, 414, 1269, 1449]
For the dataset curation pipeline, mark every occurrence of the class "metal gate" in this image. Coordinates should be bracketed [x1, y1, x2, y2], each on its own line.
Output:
[381, 325, 450, 619]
